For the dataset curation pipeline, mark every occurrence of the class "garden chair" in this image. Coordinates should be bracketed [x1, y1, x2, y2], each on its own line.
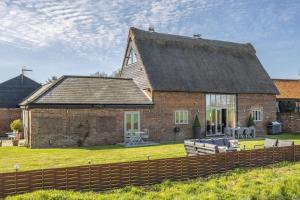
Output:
[254, 138, 278, 149]
[237, 128, 244, 139]
[244, 128, 252, 139]
[141, 129, 150, 142]
[224, 128, 232, 137]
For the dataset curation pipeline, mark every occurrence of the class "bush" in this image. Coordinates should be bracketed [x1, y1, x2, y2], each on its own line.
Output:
[193, 115, 201, 127]
[247, 114, 255, 127]
[10, 119, 22, 132]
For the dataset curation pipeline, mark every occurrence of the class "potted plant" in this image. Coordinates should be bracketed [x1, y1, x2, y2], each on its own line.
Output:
[247, 114, 255, 128]
[10, 119, 22, 145]
[193, 115, 201, 139]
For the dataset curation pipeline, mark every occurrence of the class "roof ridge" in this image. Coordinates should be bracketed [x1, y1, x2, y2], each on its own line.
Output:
[63, 75, 133, 81]
[130, 27, 254, 53]
[273, 78, 300, 81]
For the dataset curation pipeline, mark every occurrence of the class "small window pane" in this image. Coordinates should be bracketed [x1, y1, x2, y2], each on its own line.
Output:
[175, 110, 188, 124]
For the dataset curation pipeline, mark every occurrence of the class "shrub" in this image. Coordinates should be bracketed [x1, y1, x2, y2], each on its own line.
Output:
[193, 115, 201, 128]
[247, 114, 255, 127]
[10, 119, 22, 132]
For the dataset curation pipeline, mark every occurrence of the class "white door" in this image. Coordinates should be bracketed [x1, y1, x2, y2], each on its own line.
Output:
[124, 112, 140, 142]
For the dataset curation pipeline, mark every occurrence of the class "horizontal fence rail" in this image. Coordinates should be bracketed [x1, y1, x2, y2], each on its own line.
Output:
[1, 145, 300, 198]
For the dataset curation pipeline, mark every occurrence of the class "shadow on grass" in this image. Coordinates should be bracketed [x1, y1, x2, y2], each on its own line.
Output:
[22, 141, 185, 152]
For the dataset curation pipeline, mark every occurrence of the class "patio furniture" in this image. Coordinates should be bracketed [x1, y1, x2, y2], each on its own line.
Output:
[277, 140, 294, 147]
[244, 128, 252, 139]
[126, 131, 145, 146]
[254, 138, 278, 149]
[226, 127, 256, 139]
[6, 132, 16, 140]
[140, 129, 149, 142]
[184, 138, 239, 156]
[224, 128, 232, 137]
[237, 128, 244, 139]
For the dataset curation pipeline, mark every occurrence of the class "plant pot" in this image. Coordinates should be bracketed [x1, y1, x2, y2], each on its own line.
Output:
[193, 126, 201, 139]
[13, 140, 19, 146]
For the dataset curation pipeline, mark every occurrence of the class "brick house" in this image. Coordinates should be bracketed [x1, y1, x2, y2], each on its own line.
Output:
[0, 74, 40, 134]
[273, 79, 300, 132]
[21, 28, 278, 148]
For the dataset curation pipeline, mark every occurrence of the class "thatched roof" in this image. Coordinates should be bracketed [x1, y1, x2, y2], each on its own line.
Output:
[130, 28, 278, 94]
[0, 75, 41, 108]
[273, 79, 300, 100]
[20, 76, 153, 108]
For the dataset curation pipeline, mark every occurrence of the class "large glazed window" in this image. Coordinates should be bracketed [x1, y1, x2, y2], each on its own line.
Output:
[205, 94, 236, 136]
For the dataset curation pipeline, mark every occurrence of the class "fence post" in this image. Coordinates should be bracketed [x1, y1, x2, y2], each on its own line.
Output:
[15, 171, 17, 195]
[293, 144, 296, 162]
[224, 152, 227, 171]
[272, 147, 275, 164]
[129, 161, 131, 185]
[66, 168, 68, 189]
[88, 163, 91, 191]
[147, 156, 150, 185]
[42, 169, 44, 190]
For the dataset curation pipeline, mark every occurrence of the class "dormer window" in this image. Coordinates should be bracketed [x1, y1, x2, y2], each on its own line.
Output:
[127, 48, 137, 65]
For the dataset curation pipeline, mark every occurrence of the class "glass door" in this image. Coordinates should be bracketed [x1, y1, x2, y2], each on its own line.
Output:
[215, 108, 222, 134]
[124, 112, 140, 142]
[206, 94, 237, 136]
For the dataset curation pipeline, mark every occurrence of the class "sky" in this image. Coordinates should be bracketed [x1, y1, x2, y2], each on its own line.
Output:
[0, 0, 299, 84]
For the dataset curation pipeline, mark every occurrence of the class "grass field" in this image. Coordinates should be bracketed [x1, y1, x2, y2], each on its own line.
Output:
[7, 162, 300, 200]
[0, 133, 299, 173]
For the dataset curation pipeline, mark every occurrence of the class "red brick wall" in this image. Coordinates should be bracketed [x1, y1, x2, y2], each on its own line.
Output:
[27, 92, 205, 148]
[277, 112, 300, 133]
[26, 92, 277, 148]
[0, 108, 21, 133]
[237, 94, 277, 134]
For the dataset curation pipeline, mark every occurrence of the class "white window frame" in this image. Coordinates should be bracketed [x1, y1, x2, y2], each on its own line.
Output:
[252, 110, 263, 122]
[175, 110, 189, 125]
[124, 111, 140, 140]
[127, 48, 137, 65]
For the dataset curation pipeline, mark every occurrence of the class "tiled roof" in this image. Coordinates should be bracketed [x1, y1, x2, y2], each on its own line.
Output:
[20, 76, 153, 107]
[0, 75, 41, 108]
[273, 79, 300, 100]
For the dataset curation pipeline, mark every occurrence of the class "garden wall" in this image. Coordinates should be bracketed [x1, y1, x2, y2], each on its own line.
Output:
[0, 108, 21, 134]
[238, 94, 277, 134]
[277, 112, 300, 133]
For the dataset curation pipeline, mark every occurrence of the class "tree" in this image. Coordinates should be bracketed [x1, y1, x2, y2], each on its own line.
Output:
[91, 68, 122, 78]
[111, 68, 121, 78]
[90, 72, 109, 77]
[10, 119, 22, 133]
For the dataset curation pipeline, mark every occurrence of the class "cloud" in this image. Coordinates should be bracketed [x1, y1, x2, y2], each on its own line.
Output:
[0, 0, 299, 63]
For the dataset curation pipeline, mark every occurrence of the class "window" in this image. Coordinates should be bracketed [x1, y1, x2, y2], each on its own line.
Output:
[252, 110, 262, 121]
[175, 110, 189, 124]
[205, 94, 236, 135]
[127, 48, 137, 65]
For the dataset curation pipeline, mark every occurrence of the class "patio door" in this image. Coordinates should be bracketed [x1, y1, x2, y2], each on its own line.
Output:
[124, 111, 140, 141]
[215, 108, 222, 134]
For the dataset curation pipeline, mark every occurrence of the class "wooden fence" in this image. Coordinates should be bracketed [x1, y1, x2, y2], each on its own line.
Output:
[1, 145, 300, 198]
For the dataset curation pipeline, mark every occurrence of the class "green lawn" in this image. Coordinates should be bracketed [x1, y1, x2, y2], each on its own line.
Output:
[0, 133, 299, 173]
[7, 162, 300, 200]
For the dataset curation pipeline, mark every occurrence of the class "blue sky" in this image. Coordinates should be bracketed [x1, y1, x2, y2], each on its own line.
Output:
[0, 0, 299, 83]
